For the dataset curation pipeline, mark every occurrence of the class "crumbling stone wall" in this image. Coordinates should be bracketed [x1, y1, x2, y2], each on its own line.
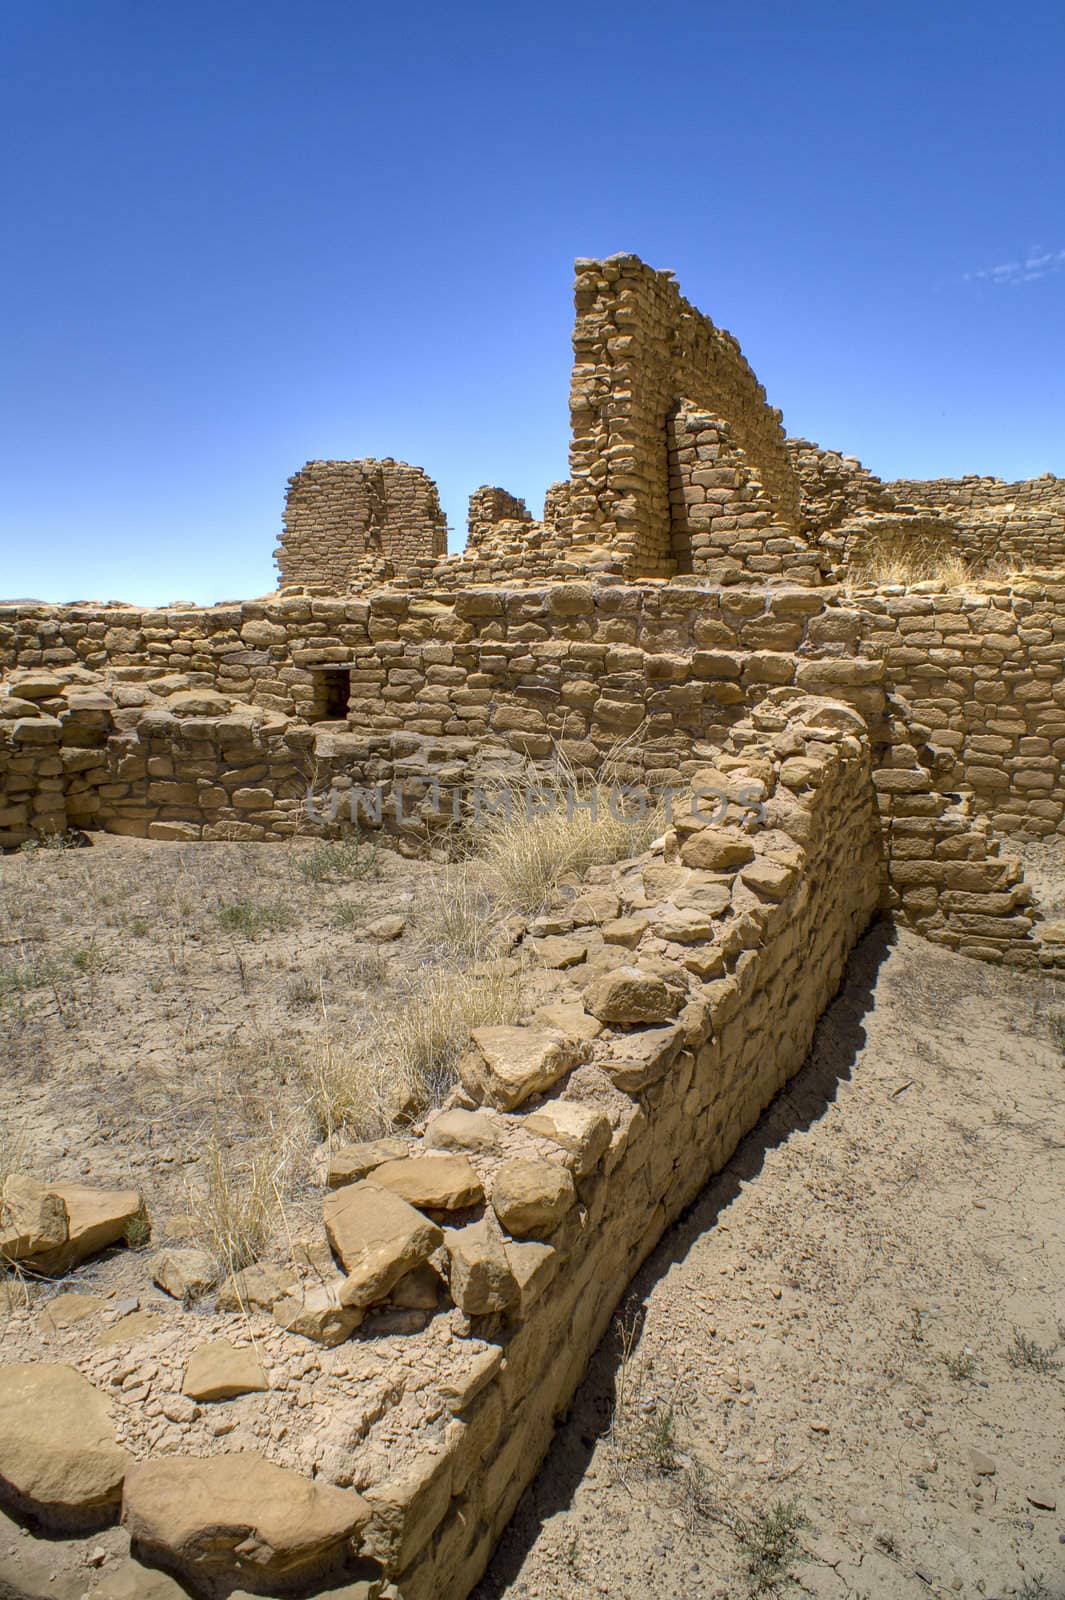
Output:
[668, 404, 820, 583]
[567, 254, 805, 577]
[276, 459, 448, 591]
[886, 473, 1065, 513]
[466, 487, 532, 548]
[5, 579, 1065, 967]
[377, 711, 883, 1597]
[789, 443, 1065, 574]
[787, 438, 897, 532]
[0, 704, 885, 1600]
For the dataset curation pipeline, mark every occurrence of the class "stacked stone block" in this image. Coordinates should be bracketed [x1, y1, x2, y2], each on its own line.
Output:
[276, 459, 448, 591]
[466, 487, 532, 548]
[668, 403, 821, 583]
[567, 254, 805, 577]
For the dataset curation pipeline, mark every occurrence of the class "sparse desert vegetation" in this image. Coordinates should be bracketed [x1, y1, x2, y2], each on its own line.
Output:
[0, 767, 661, 1280]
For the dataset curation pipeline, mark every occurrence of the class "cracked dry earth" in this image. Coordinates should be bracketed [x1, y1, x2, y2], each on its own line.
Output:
[474, 923, 1065, 1600]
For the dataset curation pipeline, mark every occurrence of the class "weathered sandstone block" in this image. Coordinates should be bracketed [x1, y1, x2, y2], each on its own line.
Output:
[0, 1363, 129, 1531]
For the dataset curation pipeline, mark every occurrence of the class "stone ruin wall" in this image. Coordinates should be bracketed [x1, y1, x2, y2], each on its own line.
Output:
[886, 474, 1065, 572]
[3, 251, 1065, 1598]
[3, 574, 1064, 970]
[0, 664, 1055, 1600]
[788, 440, 1065, 576]
[276, 459, 449, 591]
[0, 701, 884, 1597]
[886, 473, 1065, 512]
[668, 404, 820, 584]
[466, 487, 532, 548]
[566, 254, 806, 578]
[365, 718, 885, 1598]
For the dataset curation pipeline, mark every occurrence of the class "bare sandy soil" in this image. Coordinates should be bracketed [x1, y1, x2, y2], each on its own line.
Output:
[474, 923, 1065, 1600]
[0, 833, 442, 1264]
[2, 839, 1064, 1599]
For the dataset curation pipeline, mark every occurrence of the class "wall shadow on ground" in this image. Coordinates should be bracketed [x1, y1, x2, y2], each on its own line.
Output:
[471, 914, 896, 1599]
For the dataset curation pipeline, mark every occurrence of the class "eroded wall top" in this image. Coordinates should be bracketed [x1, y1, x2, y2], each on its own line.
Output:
[276, 458, 448, 591]
[566, 253, 803, 576]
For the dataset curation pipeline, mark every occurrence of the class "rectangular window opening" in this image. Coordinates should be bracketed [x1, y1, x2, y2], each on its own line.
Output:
[311, 667, 352, 723]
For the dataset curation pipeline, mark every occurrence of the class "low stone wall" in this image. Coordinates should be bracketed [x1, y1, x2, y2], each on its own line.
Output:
[354, 701, 883, 1596]
[4, 578, 1065, 962]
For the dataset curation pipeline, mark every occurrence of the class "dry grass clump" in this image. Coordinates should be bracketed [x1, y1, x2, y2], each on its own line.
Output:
[298, 960, 519, 1141]
[609, 1306, 678, 1479]
[186, 1128, 297, 1274]
[416, 863, 500, 962]
[468, 753, 665, 916]
[846, 544, 1018, 590]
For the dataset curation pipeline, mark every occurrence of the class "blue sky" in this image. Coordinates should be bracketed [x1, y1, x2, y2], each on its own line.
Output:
[2, 0, 1063, 603]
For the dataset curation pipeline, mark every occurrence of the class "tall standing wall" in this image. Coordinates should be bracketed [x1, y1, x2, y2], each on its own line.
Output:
[568, 254, 804, 577]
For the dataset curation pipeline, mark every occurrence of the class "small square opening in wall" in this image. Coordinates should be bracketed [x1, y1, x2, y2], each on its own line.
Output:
[311, 668, 352, 723]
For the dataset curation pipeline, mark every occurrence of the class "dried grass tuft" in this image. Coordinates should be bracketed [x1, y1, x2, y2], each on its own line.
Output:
[467, 750, 665, 915]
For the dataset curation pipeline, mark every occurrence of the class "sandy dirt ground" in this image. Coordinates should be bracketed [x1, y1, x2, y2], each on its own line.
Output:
[474, 923, 1065, 1600]
[2, 839, 1064, 1599]
[0, 833, 441, 1258]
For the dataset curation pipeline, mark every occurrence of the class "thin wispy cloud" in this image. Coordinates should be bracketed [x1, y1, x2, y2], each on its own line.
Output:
[964, 247, 1065, 286]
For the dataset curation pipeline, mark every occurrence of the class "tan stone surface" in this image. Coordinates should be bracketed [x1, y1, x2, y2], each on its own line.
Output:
[121, 1452, 370, 1588]
[181, 1339, 269, 1401]
[445, 1217, 520, 1314]
[0, 1174, 67, 1262]
[323, 1181, 442, 1309]
[491, 1160, 577, 1240]
[327, 1137, 409, 1188]
[34, 1183, 143, 1274]
[0, 1363, 129, 1530]
[150, 1247, 217, 1300]
[370, 1154, 484, 1212]
[459, 1026, 583, 1111]
[582, 967, 682, 1025]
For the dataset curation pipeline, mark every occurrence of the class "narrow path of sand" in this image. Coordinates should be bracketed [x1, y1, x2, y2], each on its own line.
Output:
[475, 924, 1065, 1600]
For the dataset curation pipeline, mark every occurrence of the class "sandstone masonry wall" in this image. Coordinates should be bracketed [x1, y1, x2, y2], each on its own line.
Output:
[358, 706, 886, 1598]
[669, 405, 820, 584]
[787, 438, 897, 533]
[885, 474, 1065, 513]
[466, 487, 532, 549]
[854, 579, 1065, 839]
[789, 442, 1065, 575]
[0, 704, 886, 1598]
[567, 255, 805, 577]
[4, 578, 1065, 968]
[277, 459, 448, 591]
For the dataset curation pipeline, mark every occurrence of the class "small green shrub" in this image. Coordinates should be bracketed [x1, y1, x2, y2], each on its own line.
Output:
[123, 1215, 150, 1250]
[941, 1349, 976, 1381]
[297, 836, 377, 885]
[214, 899, 292, 938]
[1006, 1329, 1062, 1375]
[332, 901, 364, 929]
[741, 1497, 809, 1594]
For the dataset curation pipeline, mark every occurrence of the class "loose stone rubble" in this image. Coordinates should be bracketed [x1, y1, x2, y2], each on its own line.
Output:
[2, 252, 1064, 1598]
